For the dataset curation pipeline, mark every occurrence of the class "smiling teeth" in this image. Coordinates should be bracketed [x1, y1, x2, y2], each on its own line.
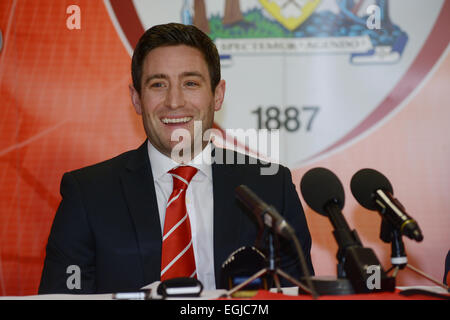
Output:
[162, 117, 192, 124]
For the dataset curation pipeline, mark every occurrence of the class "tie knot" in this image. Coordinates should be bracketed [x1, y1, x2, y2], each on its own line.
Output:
[169, 166, 198, 190]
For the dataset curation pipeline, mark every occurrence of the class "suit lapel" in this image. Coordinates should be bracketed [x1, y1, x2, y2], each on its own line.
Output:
[212, 148, 245, 287]
[120, 142, 162, 285]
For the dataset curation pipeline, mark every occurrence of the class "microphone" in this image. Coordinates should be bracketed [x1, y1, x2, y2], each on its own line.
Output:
[235, 185, 294, 239]
[350, 168, 423, 242]
[234, 185, 318, 298]
[300, 167, 395, 293]
[300, 167, 361, 251]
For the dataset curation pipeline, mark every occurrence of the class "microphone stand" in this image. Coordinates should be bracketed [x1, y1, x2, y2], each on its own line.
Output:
[381, 221, 449, 291]
[226, 227, 318, 299]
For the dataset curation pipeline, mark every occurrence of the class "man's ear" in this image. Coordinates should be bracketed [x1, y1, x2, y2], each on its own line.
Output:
[213, 80, 226, 112]
[129, 84, 142, 115]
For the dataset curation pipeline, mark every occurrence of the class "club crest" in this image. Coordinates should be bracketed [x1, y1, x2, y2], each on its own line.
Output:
[104, 0, 449, 167]
[258, 0, 321, 31]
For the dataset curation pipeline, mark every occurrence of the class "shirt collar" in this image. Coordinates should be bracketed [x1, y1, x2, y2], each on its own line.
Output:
[147, 140, 213, 182]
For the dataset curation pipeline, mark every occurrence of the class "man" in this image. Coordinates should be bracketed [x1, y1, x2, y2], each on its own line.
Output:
[39, 23, 314, 294]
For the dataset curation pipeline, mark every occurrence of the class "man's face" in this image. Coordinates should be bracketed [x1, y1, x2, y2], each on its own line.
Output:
[130, 45, 225, 159]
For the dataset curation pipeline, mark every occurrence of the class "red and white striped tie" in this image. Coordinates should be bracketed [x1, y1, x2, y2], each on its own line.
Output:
[160, 166, 198, 281]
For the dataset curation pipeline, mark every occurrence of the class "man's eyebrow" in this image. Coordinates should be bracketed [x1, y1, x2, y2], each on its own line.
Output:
[144, 73, 168, 85]
[181, 71, 205, 79]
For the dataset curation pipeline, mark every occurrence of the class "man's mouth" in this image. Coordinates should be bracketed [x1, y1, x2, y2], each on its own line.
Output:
[161, 116, 193, 124]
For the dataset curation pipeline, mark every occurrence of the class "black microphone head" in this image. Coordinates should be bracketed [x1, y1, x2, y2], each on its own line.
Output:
[300, 167, 345, 216]
[350, 168, 393, 210]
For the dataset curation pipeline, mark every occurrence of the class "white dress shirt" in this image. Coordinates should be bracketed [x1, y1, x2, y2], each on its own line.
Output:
[147, 140, 216, 290]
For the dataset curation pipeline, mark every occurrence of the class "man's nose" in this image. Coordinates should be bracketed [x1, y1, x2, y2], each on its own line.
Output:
[165, 85, 184, 109]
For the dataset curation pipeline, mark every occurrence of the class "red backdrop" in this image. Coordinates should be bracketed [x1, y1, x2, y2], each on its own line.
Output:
[0, 0, 449, 295]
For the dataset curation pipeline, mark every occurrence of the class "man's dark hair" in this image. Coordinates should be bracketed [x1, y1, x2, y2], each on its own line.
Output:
[131, 23, 221, 95]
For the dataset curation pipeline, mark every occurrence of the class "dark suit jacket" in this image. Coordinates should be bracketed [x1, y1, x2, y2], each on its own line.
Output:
[38, 142, 314, 294]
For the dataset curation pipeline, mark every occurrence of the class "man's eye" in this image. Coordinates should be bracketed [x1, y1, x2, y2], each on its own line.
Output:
[150, 82, 165, 88]
[185, 81, 199, 87]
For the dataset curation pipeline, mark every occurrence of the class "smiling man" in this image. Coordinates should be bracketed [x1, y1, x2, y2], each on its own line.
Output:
[130, 43, 225, 161]
[39, 23, 314, 294]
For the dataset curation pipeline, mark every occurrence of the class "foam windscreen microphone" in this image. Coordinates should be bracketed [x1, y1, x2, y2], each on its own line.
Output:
[350, 168, 393, 210]
[300, 167, 395, 293]
[300, 167, 345, 216]
[300, 167, 351, 232]
[350, 168, 423, 242]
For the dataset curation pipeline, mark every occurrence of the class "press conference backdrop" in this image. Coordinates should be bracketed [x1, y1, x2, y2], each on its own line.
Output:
[0, 0, 449, 295]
